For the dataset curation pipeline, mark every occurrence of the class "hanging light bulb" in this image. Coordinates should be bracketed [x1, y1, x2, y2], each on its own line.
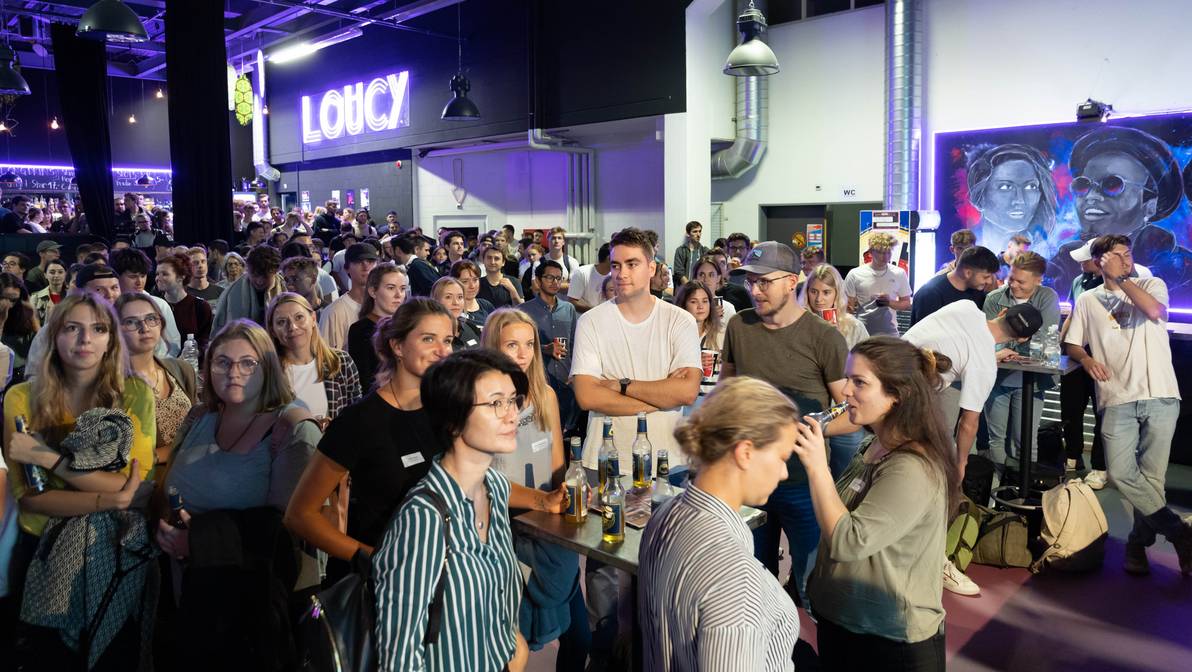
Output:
[155, 87, 163, 99]
[128, 113, 136, 124]
[0, 120, 8, 133]
[50, 117, 60, 130]
[262, 103, 269, 115]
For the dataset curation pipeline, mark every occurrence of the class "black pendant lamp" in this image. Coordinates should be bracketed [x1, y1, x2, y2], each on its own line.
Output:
[77, 0, 148, 43]
[136, 173, 153, 187]
[441, 4, 479, 121]
[0, 43, 29, 96]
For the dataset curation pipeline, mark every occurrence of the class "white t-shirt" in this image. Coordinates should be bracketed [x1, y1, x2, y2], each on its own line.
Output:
[903, 301, 997, 413]
[318, 294, 361, 350]
[547, 252, 581, 284]
[843, 264, 911, 336]
[287, 359, 329, 419]
[571, 297, 702, 472]
[567, 263, 609, 308]
[1063, 277, 1179, 410]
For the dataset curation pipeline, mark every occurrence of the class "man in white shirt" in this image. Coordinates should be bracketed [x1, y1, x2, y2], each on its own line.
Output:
[319, 243, 378, 349]
[566, 242, 610, 313]
[843, 232, 912, 335]
[571, 227, 701, 662]
[1062, 234, 1191, 577]
[545, 226, 580, 291]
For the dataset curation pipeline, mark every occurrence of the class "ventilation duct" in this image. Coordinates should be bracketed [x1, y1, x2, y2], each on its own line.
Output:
[252, 50, 281, 183]
[711, 74, 768, 180]
[884, 0, 923, 211]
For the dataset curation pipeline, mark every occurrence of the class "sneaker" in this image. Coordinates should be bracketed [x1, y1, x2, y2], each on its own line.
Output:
[1123, 542, 1150, 576]
[1084, 470, 1108, 490]
[942, 559, 980, 596]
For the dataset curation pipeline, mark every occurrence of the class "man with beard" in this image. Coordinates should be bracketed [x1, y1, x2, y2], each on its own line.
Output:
[1049, 127, 1187, 293]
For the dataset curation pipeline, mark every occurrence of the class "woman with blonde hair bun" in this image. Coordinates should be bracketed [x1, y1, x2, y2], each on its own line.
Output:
[639, 376, 801, 671]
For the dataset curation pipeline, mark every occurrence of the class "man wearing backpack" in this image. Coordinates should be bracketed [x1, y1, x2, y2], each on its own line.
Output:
[1063, 234, 1192, 576]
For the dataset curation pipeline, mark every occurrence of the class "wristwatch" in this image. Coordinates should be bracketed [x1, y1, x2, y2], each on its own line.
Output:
[619, 378, 631, 396]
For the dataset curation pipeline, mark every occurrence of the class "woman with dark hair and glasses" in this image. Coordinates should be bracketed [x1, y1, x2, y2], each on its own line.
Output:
[372, 349, 530, 672]
[114, 293, 197, 467]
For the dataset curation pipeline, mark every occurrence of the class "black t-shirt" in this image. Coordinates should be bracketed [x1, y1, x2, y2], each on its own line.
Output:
[406, 258, 441, 298]
[187, 283, 225, 304]
[909, 272, 985, 326]
[477, 275, 521, 308]
[318, 392, 440, 547]
[717, 283, 752, 312]
[347, 317, 379, 393]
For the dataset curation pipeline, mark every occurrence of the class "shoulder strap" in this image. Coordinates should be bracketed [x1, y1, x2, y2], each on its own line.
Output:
[402, 486, 453, 646]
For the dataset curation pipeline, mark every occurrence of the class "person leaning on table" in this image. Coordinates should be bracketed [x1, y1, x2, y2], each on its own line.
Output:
[639, 376, 801, 672]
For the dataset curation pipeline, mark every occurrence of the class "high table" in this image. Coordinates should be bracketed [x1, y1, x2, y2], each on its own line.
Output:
[994, 355, 1081, 507]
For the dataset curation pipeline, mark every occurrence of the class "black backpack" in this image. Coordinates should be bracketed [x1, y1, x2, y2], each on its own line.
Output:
[298, 487, 453, 672]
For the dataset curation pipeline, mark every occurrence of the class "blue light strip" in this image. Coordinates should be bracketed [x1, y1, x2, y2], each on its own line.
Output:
[0, 163, 172, 173]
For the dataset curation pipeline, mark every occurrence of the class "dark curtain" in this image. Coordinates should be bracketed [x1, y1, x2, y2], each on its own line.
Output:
[50, 23, 115, 240]
[165, 0, 232, 244]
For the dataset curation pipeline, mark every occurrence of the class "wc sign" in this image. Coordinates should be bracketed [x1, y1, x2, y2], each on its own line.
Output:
[301, 71, 410, 145]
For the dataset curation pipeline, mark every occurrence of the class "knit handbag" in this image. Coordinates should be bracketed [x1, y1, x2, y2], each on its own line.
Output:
[58, 408, 135, 472]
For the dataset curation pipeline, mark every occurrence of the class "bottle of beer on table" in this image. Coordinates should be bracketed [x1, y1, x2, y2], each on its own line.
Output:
[602, 465, 625, 544]
[651, 448, 673, 512]
[631, 412, 652, 490]
[564, 437, 588, 524]
[14, 416, 50, 494]
[597, 417, 616, 504]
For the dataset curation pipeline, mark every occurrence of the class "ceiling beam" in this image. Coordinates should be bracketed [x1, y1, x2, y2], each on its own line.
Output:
[13, 50, 166, 80]
[247, 0, 459, 40]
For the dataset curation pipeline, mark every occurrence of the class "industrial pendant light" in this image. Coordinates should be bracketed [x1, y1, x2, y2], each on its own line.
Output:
[136, 173, 153, 187]
[0, 44, 29, 96]
[77, 0, 148, 43]
[441, 4, 479, 121]
[724, 0, 779, 76]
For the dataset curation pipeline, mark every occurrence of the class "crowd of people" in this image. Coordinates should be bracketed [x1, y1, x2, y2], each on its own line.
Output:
[0, 190, 1186, 672]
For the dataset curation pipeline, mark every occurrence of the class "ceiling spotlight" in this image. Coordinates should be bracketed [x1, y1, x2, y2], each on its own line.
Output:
[262, 103, 269, 115]
[1076, 99, 1113, 123]
[128, 113, 137, 124]
[0, 44, 30, 96]
[724, 0, 779, 77]
[77, 0, 148, 43]
[50, 117, 60, 130]
[155, 87, 164, 99]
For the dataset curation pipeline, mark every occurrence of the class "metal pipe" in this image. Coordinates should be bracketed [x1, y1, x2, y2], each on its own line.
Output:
[711, 74, 768, 180]
[247, 0, 459, 39]
[884, 0, 923, 211]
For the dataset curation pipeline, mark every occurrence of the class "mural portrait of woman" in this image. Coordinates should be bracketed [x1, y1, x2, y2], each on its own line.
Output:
[965, 143, 1058, 256]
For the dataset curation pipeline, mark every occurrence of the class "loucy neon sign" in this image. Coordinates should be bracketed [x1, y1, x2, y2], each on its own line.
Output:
[301, 71, 410, 144]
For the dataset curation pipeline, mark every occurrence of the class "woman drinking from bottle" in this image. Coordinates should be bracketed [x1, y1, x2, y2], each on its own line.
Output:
[796, 336, 959, 671]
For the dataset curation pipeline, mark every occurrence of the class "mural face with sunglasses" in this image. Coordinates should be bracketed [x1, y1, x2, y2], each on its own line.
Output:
[1073, 152, 1158, 238]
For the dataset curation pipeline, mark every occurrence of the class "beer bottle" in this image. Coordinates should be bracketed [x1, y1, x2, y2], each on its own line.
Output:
[651, 448, 673, 512]
[564, 437, 588, 524]
[167, 485, 188, 529]
[597, 417, 616, 502]
[14, 416, 50, 494]
[631, 413, 652, 489]
[601, 466, 625, 544]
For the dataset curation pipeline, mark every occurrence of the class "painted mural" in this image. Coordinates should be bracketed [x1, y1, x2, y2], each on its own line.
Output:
[934, 115, 1192, 304]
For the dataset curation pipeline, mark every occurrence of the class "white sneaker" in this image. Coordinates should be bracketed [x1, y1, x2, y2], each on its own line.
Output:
[942, 559, 981, 596]
[1084, 470, 1108, 490]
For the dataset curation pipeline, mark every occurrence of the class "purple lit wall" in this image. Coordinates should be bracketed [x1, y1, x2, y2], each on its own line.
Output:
[933, 113, 1192, 320]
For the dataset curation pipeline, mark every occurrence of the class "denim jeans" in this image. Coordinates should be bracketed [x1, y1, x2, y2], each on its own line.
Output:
[1060, 366, 1105, 469]
[983, 384, 1043, 471]
[829, 430, 865, 480]
[752, 481, 819, 606]
[1100, 398, 1187, 546]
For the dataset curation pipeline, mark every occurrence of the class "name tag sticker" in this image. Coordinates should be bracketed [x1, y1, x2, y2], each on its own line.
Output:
[848, 477, 865, 493]
[531, 438, 549, 453]
[401, 452, 426, 468]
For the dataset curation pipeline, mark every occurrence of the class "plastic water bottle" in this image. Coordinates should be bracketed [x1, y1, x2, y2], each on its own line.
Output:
[181, 334, 201, 387]
[1028, 333, 1044, 363]
[1043, 324, 1061, 368]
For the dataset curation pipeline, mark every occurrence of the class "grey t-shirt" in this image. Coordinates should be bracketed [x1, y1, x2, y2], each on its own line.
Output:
[721, 309, 847, 485]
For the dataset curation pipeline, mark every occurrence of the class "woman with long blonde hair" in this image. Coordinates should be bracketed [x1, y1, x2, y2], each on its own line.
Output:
[798, 263, 869, 349]
[4, 291, 156, 668]
[266, 292, 361, 423]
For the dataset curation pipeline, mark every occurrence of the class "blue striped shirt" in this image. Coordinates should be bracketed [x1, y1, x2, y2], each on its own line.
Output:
[373, 459, 522, 672]
[639, 485, 799, 672]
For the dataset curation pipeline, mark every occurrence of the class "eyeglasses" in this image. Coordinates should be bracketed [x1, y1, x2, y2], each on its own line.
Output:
[744, 274, 792, 292]
[211, 357, 261, 375]
[1071, 175, 1153, 198]
[540, 274, 563, 283]
[119, 314, 162, 332]
[474, 394, 526, 418]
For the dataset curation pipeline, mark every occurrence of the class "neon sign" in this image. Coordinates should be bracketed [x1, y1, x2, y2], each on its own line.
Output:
[301, 71, 410, 144]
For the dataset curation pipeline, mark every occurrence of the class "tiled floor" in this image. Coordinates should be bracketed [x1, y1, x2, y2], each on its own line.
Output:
[527, 460, 1192, 671]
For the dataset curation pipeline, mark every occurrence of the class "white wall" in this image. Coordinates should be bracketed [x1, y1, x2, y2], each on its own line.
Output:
[676, 0, 1192, 261]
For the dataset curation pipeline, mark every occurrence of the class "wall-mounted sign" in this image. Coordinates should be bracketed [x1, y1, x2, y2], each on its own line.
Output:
[0, 163, 173, 194]
[301, 71, 410, 145]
